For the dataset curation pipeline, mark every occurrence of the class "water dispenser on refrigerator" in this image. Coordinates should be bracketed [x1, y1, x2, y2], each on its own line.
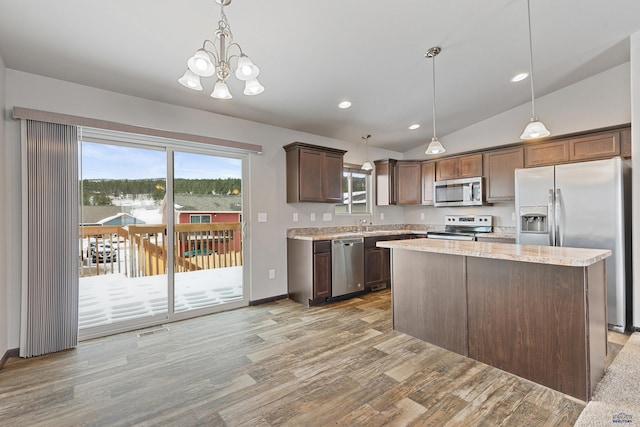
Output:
[519, 206, 548, 234]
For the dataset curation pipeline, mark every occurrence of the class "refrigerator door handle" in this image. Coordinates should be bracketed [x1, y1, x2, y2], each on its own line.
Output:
[555, 188, 562, 247]
[548, 189, 555, 246]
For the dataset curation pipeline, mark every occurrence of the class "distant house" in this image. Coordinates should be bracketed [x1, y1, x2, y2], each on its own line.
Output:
[173, 194, 241, 224]
[98, 213, 146, 226]
[80, 205, 122, 225]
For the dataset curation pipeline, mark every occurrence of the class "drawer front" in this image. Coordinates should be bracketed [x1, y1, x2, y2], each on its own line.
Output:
[313, 240, 331, 253]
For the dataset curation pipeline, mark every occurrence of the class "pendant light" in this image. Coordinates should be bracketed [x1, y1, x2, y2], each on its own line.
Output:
[520, 0, 550, 140]
[361, 134, 373, 171]
[425, 47, 445, 155]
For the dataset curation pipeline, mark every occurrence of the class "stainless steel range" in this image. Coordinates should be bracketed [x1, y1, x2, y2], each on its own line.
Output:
[427, 215, 493, 241]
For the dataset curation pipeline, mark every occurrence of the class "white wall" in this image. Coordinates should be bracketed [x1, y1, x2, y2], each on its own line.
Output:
[2, 70, 404, 348]
[0, 52, 8, 356]
[403, 63, 632, 229]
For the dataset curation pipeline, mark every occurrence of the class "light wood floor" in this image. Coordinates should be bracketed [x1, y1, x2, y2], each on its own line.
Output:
[0, 290, 627, 426]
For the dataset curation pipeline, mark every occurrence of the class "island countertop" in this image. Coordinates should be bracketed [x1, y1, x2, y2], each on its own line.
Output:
[377, 238, 610, 267]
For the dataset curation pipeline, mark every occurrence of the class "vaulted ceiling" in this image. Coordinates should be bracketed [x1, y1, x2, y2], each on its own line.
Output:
[1, 0, 639, 152]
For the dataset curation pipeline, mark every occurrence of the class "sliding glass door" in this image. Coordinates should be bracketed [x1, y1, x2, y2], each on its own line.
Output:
[78, 142, 168, 336]
[172, 150, 243, 314]
[78, 134, 246, 339]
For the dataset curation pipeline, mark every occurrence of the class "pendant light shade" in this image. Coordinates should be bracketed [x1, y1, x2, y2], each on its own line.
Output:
[361, 134, 373, 171]
[520, 0, 550, 140]
[425, 138, 446, 155]
[520, 117, 550, 140]
[425, 47, 445, 155]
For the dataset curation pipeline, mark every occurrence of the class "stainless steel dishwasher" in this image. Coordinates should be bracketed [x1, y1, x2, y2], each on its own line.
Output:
[331, 238, 364, 298]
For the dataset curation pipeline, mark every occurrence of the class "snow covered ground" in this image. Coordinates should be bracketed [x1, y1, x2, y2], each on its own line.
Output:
[78, 267, 243, 329]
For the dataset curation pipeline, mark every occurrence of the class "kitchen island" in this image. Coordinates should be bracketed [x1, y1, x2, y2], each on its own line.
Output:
[377, 238, 610, 401]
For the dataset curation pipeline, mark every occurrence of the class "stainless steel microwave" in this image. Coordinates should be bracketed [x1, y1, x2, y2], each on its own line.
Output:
[433, 177, 484, 207]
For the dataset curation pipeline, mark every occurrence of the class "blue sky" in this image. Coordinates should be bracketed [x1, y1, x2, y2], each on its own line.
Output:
[80, 142, 242, 180]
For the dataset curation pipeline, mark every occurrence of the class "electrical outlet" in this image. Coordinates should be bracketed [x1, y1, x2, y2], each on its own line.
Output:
[293, 213, 299, 222]
[512, 212, 516, 221]
[380, 212, 385, 220]
[310, 213, 316, 221]
[420, 213, 425, 220]
[323, 213, 332, 221]
[268, 269, 275, 279]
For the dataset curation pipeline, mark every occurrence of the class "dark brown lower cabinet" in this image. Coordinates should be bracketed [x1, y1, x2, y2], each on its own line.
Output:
[389, 249, 606, 401]
[312, 241, 331, 299]
[287, 239, 331, 306]
[364, 245, 390, 290]
[364, 234, 425, 290]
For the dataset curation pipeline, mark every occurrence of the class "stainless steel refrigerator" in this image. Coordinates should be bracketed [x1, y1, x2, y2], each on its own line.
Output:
[515, 157, 631, 332]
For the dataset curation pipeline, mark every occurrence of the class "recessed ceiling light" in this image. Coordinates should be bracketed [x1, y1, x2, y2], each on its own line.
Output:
[511, 72, 529, 83]
[338, 101, 352, 109]
[408, 124, 420, 130]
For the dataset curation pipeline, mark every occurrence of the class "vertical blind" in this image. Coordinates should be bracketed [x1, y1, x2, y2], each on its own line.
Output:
[20, 120, 79, 357]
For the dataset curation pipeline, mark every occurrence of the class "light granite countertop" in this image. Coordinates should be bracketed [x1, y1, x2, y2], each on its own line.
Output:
[376, 238, 610, 267]
[288, 229, 429, 241]
[287, 225, 516, 241]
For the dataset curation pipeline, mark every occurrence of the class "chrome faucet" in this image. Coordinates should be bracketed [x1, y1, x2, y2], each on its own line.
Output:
[358, 218, 368, 231]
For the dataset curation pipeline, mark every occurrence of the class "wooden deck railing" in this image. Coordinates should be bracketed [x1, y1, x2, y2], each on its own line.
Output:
[174, 222, 242, 272]
[79, 222, 242, 277]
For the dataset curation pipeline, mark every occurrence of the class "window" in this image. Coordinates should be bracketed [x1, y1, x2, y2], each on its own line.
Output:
[190, 214, 212, 223]
[335, 165, 371, 214]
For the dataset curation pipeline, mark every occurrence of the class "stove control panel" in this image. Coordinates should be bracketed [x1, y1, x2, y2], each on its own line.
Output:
[444, 215, 492, 227]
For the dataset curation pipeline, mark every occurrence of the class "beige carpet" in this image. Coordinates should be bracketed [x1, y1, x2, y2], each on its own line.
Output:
[574, 332, 640, 426]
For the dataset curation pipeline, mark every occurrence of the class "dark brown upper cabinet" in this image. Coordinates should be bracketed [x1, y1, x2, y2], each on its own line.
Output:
[374, 159, 421, 206]
[284, 142, 347, 203]
[436, 154, 483, 181]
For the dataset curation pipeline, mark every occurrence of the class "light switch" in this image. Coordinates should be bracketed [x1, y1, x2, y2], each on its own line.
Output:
[323, 213, 332, 221]
[258, 212, 267, 222]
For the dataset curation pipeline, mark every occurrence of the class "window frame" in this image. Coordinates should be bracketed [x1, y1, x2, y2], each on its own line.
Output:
[189, 214, 212, 224]
[335, 164, 372, 215]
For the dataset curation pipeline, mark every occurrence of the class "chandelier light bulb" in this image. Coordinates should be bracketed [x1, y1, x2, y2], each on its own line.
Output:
[235, 55, 260, 81]
[178, 70, 203, 91]
[187, 50, 215, 77]
[211, 80, 233, 99]
[243, 79, 265, 96]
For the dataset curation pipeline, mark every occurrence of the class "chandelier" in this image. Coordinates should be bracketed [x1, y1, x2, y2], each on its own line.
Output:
[178, 0, 264, 99]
